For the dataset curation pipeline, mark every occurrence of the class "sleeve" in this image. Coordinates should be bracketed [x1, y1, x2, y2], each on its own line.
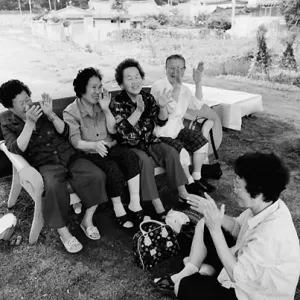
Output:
[232, 234, 276, 293]
[186, 87, 203, 111]
[62, 110, 83, 148]
[1, 123, 24, 155]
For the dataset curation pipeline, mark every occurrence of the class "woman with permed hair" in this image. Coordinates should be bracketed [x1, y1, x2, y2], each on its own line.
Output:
[154, 152, 300, 300]
[64, 67, 148, 228]
[109, 58, 204, 219]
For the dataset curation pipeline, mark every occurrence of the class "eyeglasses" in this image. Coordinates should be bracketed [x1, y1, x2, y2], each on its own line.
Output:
[166, 66, 186, 72]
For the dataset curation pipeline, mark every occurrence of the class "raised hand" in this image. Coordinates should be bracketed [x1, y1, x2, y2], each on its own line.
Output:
[187, 194, 206, 214]
[193, 61, 204, 85]
[40, 93, 53, 117]
[94, 140, 108, 157]
[157, 88, 173, 108]
[202, 192, 225, 232]
[99, 88, 111, 111]
[25, 105, 43, 126]
[136, 94, 145, 113]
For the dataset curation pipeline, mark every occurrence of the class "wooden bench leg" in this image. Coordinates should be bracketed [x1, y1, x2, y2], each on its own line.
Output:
[7, 165, 22, 208]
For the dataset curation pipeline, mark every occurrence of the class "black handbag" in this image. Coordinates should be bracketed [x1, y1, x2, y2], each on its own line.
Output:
[189, 117, 222, 180]
[133, 220, 180, 270]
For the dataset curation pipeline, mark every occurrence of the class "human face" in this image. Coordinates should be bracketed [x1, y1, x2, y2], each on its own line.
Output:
[11, 90, 33, 120]
[121, 67, 143, 97]
[233, 175, 253, 209]
[81, 76, 103, 105]
[166, 58, 186, 85]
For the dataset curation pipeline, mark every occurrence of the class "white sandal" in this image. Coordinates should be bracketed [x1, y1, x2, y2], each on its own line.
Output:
[80, 224, 101, 240]
[60, 236, 83, 253]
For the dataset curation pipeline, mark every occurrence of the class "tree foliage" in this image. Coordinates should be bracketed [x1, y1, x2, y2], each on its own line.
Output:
[0, 0, 89, 11]
[280, 0, 300, 29]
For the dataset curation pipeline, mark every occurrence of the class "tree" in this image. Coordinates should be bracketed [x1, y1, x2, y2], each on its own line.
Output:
[280, 32, 298, 71]
[280, 0, 300, 29]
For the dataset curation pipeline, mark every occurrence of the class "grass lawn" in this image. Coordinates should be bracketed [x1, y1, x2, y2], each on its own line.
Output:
[0, 26, 300, 300]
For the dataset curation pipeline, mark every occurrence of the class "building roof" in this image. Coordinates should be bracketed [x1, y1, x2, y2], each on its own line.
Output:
[199, 0, 247, 4]
[256, 0, 281, 6]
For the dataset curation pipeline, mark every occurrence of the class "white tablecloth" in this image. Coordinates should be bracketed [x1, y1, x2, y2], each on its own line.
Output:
[185, 83, 264, 131]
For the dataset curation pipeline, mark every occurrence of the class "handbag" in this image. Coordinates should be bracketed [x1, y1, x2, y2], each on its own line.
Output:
[189, 117, 223, 180]
[133, 220, 180, 270]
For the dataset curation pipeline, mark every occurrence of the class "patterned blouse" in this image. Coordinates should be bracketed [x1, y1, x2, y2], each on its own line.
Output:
[109, 90, 167, 149]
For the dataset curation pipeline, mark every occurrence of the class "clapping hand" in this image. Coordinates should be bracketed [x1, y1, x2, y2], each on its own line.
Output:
[40, 93, 53, 117]
[25, 105, 43, 126]
[94, 140, 108, 157]
[136, 94, 145, 113]
[193, 61, 204, 85]
[157, 88, 173, 108]
[99, 88, 111, 111]
[202, 192, 225, 232]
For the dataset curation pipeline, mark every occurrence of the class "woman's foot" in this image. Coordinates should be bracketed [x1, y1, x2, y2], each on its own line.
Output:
[153, 276, 175, 295]
[80, 223, 101, 240]
[116, 214, 134, 229]
[128, 209, 151, 226]
[60, 236, 83, 253]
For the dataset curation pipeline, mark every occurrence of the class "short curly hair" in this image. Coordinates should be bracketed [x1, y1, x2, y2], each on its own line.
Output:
[234, 152, 290, 203]
[0, 80, 31, 109]
[115, 58, 145, 86]
[73, 67, 102, 98]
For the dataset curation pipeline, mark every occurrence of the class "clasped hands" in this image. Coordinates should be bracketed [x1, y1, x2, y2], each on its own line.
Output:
[93, 140, 116, 157]
[187, 192, 225, 232]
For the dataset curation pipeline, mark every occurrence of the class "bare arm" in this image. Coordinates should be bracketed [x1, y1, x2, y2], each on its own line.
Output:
[17, 106, 43, 152]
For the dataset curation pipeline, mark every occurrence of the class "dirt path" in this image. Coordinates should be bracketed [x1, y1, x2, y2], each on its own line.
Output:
[0, 27, 299, 131]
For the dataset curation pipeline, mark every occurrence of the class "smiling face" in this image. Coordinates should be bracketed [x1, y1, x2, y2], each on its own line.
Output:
[11, 90, 33, 120]
[165, 58, 186, 85]
[81, 76, 103, 105]
[233, 175, 254, 209]
[121, 67, 143, 97]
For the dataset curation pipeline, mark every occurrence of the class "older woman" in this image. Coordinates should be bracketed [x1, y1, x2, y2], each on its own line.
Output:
[109, 58, 202, 219]
[0, 80, 107, 253]
[154, 152, 300, 300]
[64, 68, 146, 228]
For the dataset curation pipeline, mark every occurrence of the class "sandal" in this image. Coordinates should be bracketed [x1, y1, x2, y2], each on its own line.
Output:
[80, 223, 101, 240]
[128, 209, 147, 226]
[60, 236, 83, 253]
[156, 210, 167, 222]
[116, 214, 134, 229]
[153, 276, 175, 295]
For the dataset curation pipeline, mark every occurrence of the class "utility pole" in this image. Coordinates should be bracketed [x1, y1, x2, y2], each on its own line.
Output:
[29, 0, 32, 16]
[231, 0, 236, 37]
[18, 0, 22, 15]
[48, 0, 52, 10]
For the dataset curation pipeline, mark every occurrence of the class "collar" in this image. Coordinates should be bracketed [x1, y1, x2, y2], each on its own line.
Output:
[163, 77, 174, 90]
[119, 89, 146, 103]
[76, 98, 102, 117]
[247, 200, 280, 229]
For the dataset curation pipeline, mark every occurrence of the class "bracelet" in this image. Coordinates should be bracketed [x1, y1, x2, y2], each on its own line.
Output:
[48, 113, 57, 122]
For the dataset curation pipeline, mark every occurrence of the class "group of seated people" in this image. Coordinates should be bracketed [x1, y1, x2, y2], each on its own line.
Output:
[1, 54, 300, 300]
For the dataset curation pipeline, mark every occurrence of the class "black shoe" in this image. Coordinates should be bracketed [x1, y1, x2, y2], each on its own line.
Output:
[195, 178, 215, 193]
[185, 183, 205, 197]
[128, 209, 145, 227]
[173, 196, 190, 211]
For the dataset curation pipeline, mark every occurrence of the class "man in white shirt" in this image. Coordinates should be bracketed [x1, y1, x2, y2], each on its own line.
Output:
[154, 152, 300, 300]
[151, 54, 218, 195]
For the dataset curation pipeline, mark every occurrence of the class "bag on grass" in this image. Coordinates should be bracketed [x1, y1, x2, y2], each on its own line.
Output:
[133, 220, 180, 270]
[189, 117, 222, 180]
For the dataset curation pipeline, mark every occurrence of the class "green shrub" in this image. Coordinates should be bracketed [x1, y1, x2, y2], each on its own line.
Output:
[194, 13, 209, 27]
[109, 29, 145, 42]
[279, 32, 298, 71]
[207, 17, 231, 31]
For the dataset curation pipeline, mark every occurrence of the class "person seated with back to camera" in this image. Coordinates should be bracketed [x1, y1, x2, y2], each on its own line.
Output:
[63, 67, 149, 228]
[0, 79, 108, 253]
[109, 58, 205, 219]
[154, 152, 300, 300]
[151, 54, 219, 196]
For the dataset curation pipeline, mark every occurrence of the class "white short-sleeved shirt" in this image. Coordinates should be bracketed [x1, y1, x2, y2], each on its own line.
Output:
[151, 78, 203, 139]
[218, 199, 300, 300]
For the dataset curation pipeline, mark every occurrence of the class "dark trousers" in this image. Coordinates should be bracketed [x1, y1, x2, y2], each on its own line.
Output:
[177, 225, 237, 300]
[131, 142, 187, 201]
[85, 144, 140, 198]
[39, 158, 108, 229]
